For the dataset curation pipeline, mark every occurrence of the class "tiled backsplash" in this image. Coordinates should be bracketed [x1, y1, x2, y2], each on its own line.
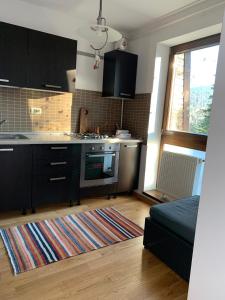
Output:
[71, 89, 122, 134]
[0, 87, 151, 142]
[0, 87, 122, 135]
[0, 87, 73, 132]
[123, 93, 151, 144]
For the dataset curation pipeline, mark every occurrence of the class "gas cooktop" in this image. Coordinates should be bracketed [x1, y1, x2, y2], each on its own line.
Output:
[66, 133, 110, 140]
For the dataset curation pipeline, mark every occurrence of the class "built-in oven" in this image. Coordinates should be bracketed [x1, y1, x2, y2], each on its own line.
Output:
[80, 143, 120, 188]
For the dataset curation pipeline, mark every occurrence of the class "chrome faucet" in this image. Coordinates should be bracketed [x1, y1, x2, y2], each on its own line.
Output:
[0, 119, 6, 126]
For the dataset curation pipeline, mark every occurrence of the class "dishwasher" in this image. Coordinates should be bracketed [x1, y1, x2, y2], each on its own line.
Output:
[117, 143, 141, 193]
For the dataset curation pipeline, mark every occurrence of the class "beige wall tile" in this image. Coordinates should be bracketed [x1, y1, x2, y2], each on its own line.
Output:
[0, 87, 150, 141]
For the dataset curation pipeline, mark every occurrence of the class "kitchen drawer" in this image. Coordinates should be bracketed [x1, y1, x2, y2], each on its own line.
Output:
[32, 158, 79, 175]
[32, 144, 81, 161]
[32, 172, 79, 207]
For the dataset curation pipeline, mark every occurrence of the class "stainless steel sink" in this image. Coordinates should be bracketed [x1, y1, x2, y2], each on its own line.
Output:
[0, 134, 29, 140]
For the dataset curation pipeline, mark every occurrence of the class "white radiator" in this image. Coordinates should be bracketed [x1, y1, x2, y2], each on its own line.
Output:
[157, 151, 204, 199]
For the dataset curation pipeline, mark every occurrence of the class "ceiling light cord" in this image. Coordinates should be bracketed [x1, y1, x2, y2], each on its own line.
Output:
[99, 0, 102, 18]
[97, 0, 106, 26]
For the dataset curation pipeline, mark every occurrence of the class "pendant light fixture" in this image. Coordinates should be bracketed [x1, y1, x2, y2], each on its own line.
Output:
[78, 0, 122, 52]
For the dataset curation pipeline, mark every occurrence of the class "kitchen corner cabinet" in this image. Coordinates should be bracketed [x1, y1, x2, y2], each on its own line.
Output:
[0, 22, 28, 87]
[0, 145, 32, 213]
[31, 144, 81, 211]
[102, 50, 138, 99]
[28, 30, 77, 92]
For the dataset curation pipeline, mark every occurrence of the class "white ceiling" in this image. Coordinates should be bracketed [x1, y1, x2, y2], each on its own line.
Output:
[18, 0, 204, 33]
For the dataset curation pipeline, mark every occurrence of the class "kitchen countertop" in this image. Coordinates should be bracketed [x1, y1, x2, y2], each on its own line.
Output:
[0, 133, 143, 145]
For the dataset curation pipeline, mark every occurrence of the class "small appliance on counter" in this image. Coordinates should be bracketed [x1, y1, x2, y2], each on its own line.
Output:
[115, 129, 131, 139]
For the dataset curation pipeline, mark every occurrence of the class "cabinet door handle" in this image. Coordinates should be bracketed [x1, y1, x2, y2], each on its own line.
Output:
[44, 84, 62, 89]
[0, 148, 14, 152]
[120, 93, 131, 97]
[124, 145, 138, 148]
[51, 146, 68, 150]
[50, 162, 67, 166]
[0, 79, 10, 83]
[87, 153, 116, 158]
[49, 176, 67, 182]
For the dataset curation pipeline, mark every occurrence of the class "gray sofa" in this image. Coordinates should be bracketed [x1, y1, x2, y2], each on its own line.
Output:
[143, 195, 199, 281]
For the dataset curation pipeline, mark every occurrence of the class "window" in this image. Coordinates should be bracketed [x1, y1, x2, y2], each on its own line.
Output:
[162, 34, 220, 151]
[168, 46, 219, 134]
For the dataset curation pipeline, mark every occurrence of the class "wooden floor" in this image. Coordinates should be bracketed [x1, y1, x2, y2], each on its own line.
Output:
[0, 195, 188, 300]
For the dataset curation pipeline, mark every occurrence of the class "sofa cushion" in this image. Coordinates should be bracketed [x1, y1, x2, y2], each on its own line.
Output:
[150, 196, 200, 244]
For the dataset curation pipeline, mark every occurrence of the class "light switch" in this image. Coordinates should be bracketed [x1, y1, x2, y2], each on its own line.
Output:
[30, 107, 42, 115]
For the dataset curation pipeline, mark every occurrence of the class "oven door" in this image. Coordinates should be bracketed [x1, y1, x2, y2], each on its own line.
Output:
[80, 151, 119, 187]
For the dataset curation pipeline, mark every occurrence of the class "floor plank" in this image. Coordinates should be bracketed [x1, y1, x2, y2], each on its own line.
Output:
[0, 195, 188, 300]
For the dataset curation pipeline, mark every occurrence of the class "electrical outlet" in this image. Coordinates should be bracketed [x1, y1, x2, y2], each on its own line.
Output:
[30, 107, 42, 115]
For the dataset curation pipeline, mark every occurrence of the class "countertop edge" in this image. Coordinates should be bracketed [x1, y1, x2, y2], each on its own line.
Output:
[0, 138, 143, 145]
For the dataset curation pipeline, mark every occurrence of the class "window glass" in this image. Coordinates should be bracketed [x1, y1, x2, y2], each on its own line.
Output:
[167, 45, 219, 134]
[168, 53, 184, 132]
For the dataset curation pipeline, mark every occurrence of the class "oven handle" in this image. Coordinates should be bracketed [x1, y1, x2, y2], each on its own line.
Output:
[86, 153, 116, 158]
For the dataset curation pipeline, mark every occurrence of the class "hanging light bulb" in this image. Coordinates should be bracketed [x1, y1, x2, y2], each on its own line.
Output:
[78, 0, 122, 52]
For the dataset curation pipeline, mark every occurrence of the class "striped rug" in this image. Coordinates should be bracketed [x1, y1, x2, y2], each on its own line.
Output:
[0, 207, 143, 275]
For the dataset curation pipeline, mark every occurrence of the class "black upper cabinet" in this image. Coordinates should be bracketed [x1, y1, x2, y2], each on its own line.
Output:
[28, 30, 77, 92]
[102, 50, 138, 99]
[0, 22, 28, 87]
[0, 21, 77, 92]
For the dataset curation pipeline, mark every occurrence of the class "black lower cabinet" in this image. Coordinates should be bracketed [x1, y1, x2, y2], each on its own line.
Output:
[0, 145, 32, 213]
[32, 172, 80, 209]
[31, 144, 81, 211]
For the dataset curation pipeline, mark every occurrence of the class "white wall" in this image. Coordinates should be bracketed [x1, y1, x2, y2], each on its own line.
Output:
[129, 2, 225, 94]
[188, 9, 225, 299]
[76, 55, 104, 91]
[128, 3, 224, 192]
[143, 44, 170, 191]
[0, 0, 107, 91]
